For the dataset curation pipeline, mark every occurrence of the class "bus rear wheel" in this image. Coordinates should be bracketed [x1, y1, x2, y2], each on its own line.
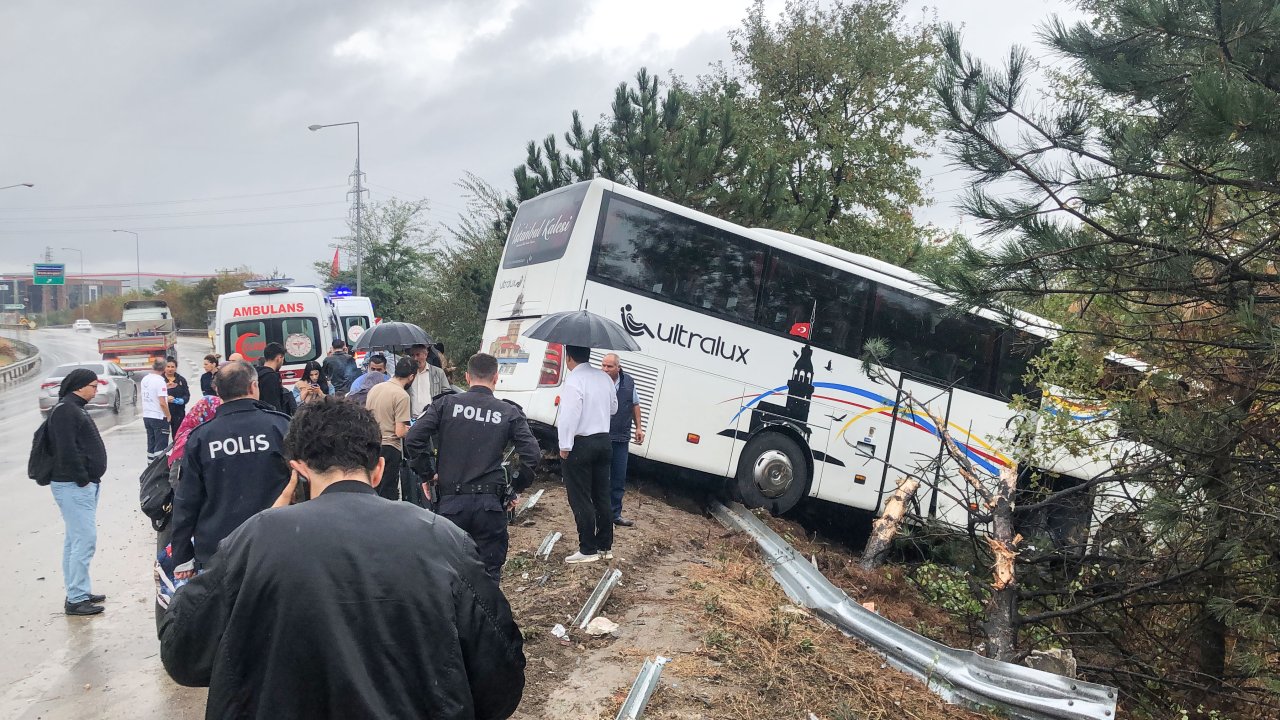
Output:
[735, 432, 808, 515]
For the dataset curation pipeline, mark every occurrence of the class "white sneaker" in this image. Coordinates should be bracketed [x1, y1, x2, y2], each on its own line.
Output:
[601, 550, 614, 560]
[565, 551, 600, 564]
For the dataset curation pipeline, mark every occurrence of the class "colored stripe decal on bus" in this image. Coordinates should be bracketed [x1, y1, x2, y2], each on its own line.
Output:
[729, 382, 1010, 476]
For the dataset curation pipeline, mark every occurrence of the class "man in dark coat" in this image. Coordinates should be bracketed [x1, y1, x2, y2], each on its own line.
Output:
[46, 368, 109, 615]
[170, 360, 291, 577]
[254, 342, 296, 415]
[321, 338, 358, 397]
[160, 396, 526, 720]
[406, 353, 541, 583]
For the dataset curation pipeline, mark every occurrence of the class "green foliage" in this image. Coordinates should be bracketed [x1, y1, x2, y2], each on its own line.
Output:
[508, 0, 947, 268]
[312, 198, 437, 327]
[932, 0, 1280, 710]
[908, 562, 986, 622]
[409, 174, 509, 363]
[721, 0, 941, 264]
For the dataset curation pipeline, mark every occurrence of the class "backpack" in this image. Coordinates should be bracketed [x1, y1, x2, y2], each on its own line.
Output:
[139, 452, 174, 532]
[27, 403, 62, 486]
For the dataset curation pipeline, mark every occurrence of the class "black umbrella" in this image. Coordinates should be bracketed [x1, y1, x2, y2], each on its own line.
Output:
[351, 321, 434, 352]
[521, 310, 641, 351]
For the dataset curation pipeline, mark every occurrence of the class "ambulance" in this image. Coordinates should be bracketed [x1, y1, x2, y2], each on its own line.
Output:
[214, 282, 341, 386]
[330, 294, 377, 349]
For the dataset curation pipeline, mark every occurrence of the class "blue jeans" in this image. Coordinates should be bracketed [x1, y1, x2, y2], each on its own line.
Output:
[610, 440, 630, 520]
[51, 482, 99, 603]
[144, 417, 169, 456]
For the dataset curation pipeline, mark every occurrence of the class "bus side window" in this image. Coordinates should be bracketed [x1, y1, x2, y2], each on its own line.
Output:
[995, 331, 1045, 399]
[758, 251, 868, 355]
[592, 194, 762, 324]
[867, 286, 999, 393]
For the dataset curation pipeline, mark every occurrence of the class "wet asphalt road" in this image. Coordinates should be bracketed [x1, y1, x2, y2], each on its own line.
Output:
[0, 328, 211, 718]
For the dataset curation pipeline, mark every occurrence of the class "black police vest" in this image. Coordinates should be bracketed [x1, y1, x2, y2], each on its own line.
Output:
[609, 371, 636, 442]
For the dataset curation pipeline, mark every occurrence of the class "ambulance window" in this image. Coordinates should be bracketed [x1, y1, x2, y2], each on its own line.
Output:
[343, 316, 369, 344]
[281, 318, 319, 363]
[227, 321, 267, 363]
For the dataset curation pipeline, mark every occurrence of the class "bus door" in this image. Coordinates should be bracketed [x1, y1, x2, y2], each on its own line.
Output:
[885, 375, 957, 522]
[821, 386, 897, 514]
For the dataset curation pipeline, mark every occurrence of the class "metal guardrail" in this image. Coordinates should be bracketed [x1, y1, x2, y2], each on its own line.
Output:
[0, 337, 41, 384]
[615, 656, 669, 720]
[710, 501, 1119, 720]
[574, 568, 623, 630]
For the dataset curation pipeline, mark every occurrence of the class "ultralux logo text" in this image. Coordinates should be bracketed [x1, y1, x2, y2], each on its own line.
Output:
[621, 304, 750, 364]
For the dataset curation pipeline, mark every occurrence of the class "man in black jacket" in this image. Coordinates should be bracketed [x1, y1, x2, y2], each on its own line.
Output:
[322, 338, 358, 397]
[47, 369, 109, 616]
[254, 342, 296, 415]
[160, 396, 526, 720]
[170, 360, 290, 577]
[407, 352, 541, 583]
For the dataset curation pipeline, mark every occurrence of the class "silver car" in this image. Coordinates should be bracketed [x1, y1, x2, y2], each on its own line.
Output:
[39, 361, 138, 415]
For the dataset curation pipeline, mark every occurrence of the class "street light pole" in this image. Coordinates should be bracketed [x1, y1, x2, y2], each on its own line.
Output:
[0, 182, 34, 191]
[112, 229, 141, 295]
[308, 121, 364, 295]
[61, 247, 85, 318]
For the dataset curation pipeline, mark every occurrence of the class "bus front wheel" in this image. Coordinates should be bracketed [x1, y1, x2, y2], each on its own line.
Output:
[735, 433, 808, 515]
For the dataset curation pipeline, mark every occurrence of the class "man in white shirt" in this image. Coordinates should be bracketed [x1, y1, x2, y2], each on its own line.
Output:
[140, 359, 171, 462]
[557, 345, 618, 564]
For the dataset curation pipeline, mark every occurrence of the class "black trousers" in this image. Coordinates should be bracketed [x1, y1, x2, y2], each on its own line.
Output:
[562, 433, 613, 555]
[438, 494, 508, 584]
[376, 446, 402, 501]
[144, 417, 170, 456]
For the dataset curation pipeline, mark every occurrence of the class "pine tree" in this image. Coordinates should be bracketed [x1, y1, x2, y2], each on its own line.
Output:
[933, 0, 1280, 711]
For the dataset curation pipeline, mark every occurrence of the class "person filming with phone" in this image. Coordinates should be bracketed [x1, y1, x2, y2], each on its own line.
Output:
[292, 360, 331, 406]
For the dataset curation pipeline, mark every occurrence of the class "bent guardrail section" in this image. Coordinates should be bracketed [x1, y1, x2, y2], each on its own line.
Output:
[0, 337, 41, 384]
[710, 501, 1118, 720]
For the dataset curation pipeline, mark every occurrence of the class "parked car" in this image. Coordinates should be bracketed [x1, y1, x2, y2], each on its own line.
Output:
[73, 318, 93, 332]
[39, 361, 138, 415]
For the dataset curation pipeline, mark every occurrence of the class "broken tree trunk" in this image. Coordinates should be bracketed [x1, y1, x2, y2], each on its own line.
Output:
[983, 464, 1021, 662]
[860, 476, 922, 570]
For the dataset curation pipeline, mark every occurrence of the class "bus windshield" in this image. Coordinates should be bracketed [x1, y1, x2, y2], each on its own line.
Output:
[502, 183, 590, 269]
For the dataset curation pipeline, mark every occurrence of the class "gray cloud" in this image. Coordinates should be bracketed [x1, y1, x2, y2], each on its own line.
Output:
[0, 0, 1079, 284]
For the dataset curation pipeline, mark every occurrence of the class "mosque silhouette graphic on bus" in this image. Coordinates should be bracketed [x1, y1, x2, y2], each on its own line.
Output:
[718, 331, 846, 468]
[749, 343, 815, 439]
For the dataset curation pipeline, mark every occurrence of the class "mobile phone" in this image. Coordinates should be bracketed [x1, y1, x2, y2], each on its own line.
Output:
[293, 474, 312, 503]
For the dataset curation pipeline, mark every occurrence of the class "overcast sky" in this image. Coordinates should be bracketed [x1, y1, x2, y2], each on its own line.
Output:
[0, 0, 1082, 286]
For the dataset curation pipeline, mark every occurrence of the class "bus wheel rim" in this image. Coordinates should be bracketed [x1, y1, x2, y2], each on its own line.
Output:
[753, 449, 792, 498]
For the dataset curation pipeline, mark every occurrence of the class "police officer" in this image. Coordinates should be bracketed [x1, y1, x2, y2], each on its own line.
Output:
[406, 352, 540, 583]
[170, 360, 291, 578]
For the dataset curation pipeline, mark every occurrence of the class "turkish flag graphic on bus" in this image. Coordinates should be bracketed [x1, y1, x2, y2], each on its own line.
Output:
[789, 322, 812, 339]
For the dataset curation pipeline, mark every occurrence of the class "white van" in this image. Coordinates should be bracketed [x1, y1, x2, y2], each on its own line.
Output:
[330, 295, 377, 347]
[215, 285, 340, 386]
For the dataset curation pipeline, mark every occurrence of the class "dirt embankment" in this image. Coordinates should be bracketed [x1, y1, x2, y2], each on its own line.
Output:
[502, 477, 991, 720]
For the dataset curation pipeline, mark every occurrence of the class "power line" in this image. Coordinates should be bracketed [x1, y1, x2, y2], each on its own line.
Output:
[0, 216, 348, 234]
[0, 184, 348, 212]
[0, 200, 346, 223]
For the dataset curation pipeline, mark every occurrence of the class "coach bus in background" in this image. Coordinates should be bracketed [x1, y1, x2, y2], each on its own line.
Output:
[214, 281, 341, 386]
[483, 179, 1131, 538]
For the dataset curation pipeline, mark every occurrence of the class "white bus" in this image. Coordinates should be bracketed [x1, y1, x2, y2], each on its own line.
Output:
[484, 179, 1116, 526]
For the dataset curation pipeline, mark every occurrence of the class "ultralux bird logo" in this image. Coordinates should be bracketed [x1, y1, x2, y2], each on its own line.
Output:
[620, 304, 750, 364]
